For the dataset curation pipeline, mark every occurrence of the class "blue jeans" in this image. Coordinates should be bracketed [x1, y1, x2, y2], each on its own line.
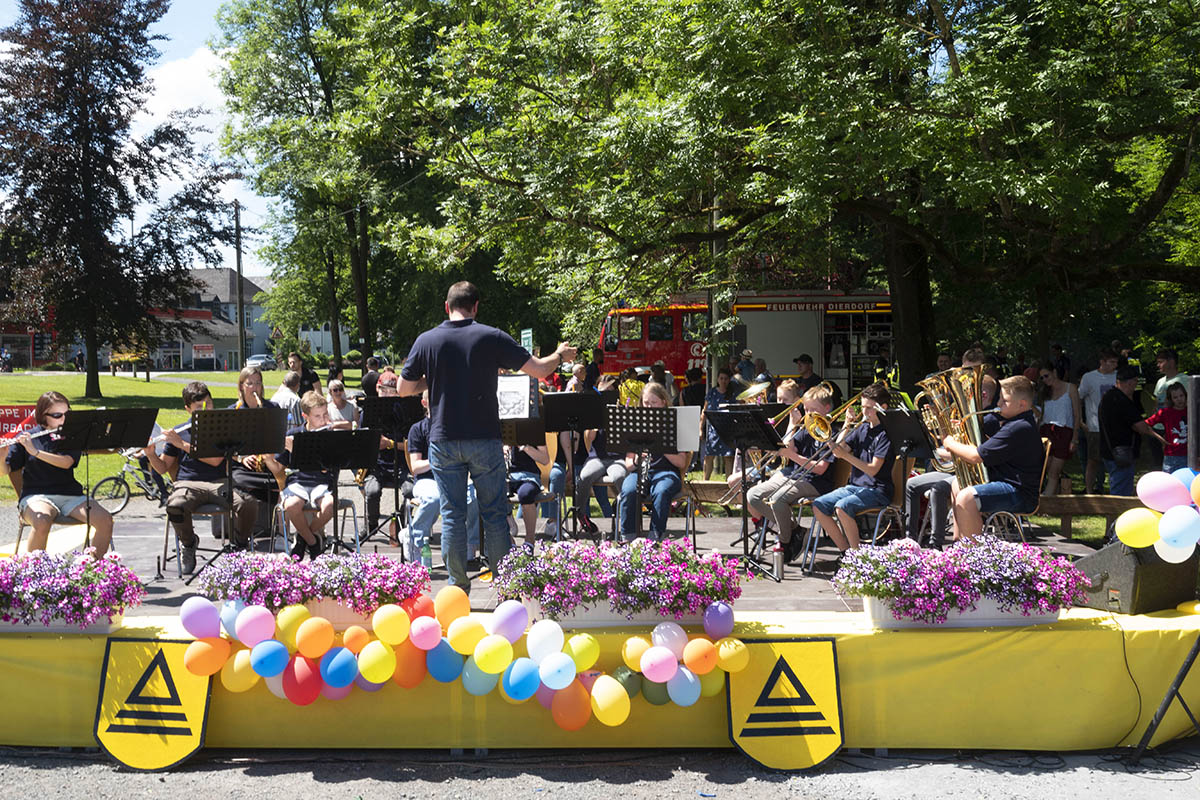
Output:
[618, 469, 682, 541]
[1163, 455, 1189, 472]
[812, 485, 890, 517]
[430, 439, 511, 592]
[1102, 459, 1135, 497]
[543, 463, 566, 521]
[409, 477, 478, 562]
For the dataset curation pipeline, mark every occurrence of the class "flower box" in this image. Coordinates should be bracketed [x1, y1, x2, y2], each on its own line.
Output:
[1, 613, 123, 635]
[521, 598, 702, 630]
[862, 596, 1059, 629]
[304, 599, 373, 630]
[0, 551, 143, 631]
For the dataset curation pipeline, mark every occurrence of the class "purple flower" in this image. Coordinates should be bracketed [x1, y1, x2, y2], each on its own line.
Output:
[0, 551, 144, 628]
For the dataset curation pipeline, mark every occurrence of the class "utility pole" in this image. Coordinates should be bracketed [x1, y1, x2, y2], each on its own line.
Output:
[235, 199, 246, 369]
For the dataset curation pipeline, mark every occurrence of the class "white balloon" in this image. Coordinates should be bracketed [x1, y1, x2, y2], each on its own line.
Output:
[263, 672, 288, 700]
[651, 621, 688, 659]
[1154, 537, 1197, 565]
[537, 651, 577, 691]
[525, 619, 565, 664]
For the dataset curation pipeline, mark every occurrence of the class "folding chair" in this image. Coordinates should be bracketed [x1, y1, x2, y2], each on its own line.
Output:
[15, 511, 92, 554]
[162, 502, 229, 579]
[275, 495, 361, 555]
[853, 457, 915, 546]
[797, 460, 852, 574]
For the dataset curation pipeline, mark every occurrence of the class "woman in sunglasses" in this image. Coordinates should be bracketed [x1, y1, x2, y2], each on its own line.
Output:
[1, 391, 114, 556]
[1038, 363, 1082, 496]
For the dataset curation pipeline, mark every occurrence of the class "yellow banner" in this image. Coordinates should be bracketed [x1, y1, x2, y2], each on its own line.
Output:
[94, 638, 211, 771]
[727, 637, 843, 770]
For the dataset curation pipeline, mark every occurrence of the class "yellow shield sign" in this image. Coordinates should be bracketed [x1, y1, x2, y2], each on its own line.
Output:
[726, 637, 843, 770]
[94, 638, 211, 771]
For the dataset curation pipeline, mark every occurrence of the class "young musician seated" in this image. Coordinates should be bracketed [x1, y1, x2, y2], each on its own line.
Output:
[746, 381, 836, 564]
[271, 391, 337, 560]
[361, 376, 413, 547]
[2, 391, 114, 557]
[230, 365, 287, 505]
[811, 382, 894, 554]
[506, 439, 551, 547]
[407, 388, 479, 567]
[573, 374, 623, 529]
[618, 382, 689, 541]
[943, 375, 1044, 539]
[145, 382, 256, 574]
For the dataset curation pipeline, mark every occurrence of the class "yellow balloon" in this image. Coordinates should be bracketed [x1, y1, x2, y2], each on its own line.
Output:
[565, 633, 600, 671]
[276, 604, 311, 652]
[372, 604, 412, 645]
[358, 640, 397, 684]
[474, 634, 514, 674]
[1114, 507, 1163, 548]
[434, 585, 471, 628]
[1177, 600, 1200, 615]
[699, 666, 726, 697]
[295, 616, 335, 659]
[220, 648, 260, 693]
[715, 637, 749, 673]
[590, 675, 631, 727]
[447, 616, 487, 655]
[621, 636, 652, 672]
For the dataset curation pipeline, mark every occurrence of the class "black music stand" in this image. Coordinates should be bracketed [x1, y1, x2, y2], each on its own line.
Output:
[358, 396, 424, 550]
[543, 392, 607, 539]
[186, 408, 287, 584]
[606, 405, 676, 540]
[289, 429, 383, 554]
[707, 407, 783, 581]
[880, 408, 935, 541]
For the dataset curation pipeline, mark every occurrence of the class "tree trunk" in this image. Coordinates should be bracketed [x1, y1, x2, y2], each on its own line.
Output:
[341, 202, 372, 358]
[325, 243, 343, 371]
[884, 228, 936, 391]
[1034, 279, 1051, 362]
[84, 310, 102, 398]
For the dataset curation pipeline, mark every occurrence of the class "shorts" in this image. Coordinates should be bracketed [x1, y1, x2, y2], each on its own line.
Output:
[812, 485, 891, 517]
[18, 493, 89, 519]
[972, 481, 1036, 515]
[1040, 423, 1074, 460]
[282, 483, 331, 506]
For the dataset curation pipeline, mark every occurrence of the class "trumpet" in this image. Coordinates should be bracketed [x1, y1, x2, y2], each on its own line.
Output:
[802, 390, 864, 442]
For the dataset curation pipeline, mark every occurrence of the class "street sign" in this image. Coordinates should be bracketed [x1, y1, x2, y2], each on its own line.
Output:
[521, 328, 534, 352]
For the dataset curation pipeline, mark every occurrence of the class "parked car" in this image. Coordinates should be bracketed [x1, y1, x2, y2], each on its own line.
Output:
[245, 354, 277, 370]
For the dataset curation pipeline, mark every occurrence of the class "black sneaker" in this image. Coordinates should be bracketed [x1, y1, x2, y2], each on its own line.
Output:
[308, 539, 324, 560]
[181, 546, 197, 575]
[289, 538, 307, 559]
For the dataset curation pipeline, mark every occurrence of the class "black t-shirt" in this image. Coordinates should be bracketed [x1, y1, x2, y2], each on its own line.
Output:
[977, 410, 1043, 507]
[407, 418, 431, 462]
[584, 362, 601, 391]
[164, 430, 227, 483]
[846, 422, 894, 497]
[1099, 387, 1143, 459]
[5, 426, 82, 498]
[680, 383, 706, 406]
[276, 425, 334, 488]
[361, 370, 379, 398]
[401, 319, 531, 442]
[510, 445, 540, 475]
[797, 374, 822, 391]
[297, 366, 321, 397]
[783, 428, 836, 495]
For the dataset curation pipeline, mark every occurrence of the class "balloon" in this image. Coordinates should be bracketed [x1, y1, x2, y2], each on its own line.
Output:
[699, 666, 726, 698]
[1160, 505, 1200, 549]
[578, 669, 603, 694]
[235, 605, 277, 649]
[447, 616, 487, 655]
[276, 604, 312, 652]
[434, 586, 470, 628]
[354, 673, 387, 692]
[497, 679, 524, 705]
[427, 638, 465, 683]
[392, 639, 428, 689]
[612, 665, 641, 699]
[219, 648, 259, 693]
[551, 679, 591, 731]
[319, 647, 359, 688]
[1137, 471, 1192, 513]
[539, 651, 578, 691]
[682, 638, 718, 675]
[184, 637, 230, 676]
[639, 645, 678, 683]
[410, 616, 443, 651]
[564, 633, 600, 672]
[401, 593, 435, 620]
[703, 602, 735, 640]
[535, 682, 557, 709]
[622, 636, 652, 672]
[641, 678, 670, 705]
[715, 638, 749, 673]
[1177, 600, 1200, 615]
[473, 634, 514, 674]
[250, 639, 290, 677]
[1171, 467, 1198, 491]
[1114, 508, 1164, 548]
[358, 640, 397, 684]
[295, 617, 335, 660]
[1154, 537, 1197, 564]
[590, 674, 631, 727]
[667, 666, 701, 707]
[526, 619, 565, 664]
[220, 599, 246, 640]
[281, 655, 323, 706]
[264, 672, 287, 700]
[462, 656, 500, 696]
[502, 658, 541, 702]
[342, 625, 371, 655]
[321, 681, 353, 701]
[180, 596, 221, 640]
[651, 622, 689, 659]
[1192, 476, 1200, 508]
[487, 599, 529, 643]
[372, 604, 411, 645]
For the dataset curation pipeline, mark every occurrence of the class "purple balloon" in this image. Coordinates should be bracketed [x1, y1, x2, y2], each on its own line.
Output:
[703, 602, 735, 640]
[180, 596, 221, 639]
[321, 681, 353, 701]
[488, 599, 529, 644]
[354, 673, 387, 692]
[535, 682, 557, 709]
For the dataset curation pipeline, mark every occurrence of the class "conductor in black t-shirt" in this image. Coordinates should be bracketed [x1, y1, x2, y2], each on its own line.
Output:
[398, 281, 577, 592]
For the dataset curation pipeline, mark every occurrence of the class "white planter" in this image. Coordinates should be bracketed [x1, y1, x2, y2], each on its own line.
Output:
[862, 596, 1060, 629]
[304, 599, 373, 630]
[0, 613, 123, 635]
[521, 598, 703, 630]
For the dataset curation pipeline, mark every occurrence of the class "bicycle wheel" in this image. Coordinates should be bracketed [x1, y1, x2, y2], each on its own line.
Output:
[91, 476, 131, 515]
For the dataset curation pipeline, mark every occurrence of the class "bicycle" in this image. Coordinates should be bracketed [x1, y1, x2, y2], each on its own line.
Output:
[91, 448, 171, 515]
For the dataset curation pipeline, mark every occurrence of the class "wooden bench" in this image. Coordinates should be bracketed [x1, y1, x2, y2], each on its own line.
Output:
[1032, 494, 1143, 538]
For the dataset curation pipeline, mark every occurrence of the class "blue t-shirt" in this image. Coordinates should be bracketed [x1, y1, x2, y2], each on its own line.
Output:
[5, 426, 82, 498]
[164, 430, 227, 483]
[846, 422, 894, 497]
[401, 319, 531, 442]
[977, 410, 1043, 507]
[782, 428, 836, 495]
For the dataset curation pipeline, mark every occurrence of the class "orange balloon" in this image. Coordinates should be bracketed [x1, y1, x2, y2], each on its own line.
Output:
[551, 678, 592, 731]
[295, 616, 335, 659]
[682, 638, 717, 675]
[184, 637, 231, 676]
[434, 586, 470, 628]
[342, 625, 372, 655]
[1191, 477, 1200, 507]
[402, 594, 436, 620]
[392, 638, 428, 689]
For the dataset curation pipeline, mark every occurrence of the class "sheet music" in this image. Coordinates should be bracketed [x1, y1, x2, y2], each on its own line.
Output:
[497, 375, 537, 419]
[675, 405, 701, 451]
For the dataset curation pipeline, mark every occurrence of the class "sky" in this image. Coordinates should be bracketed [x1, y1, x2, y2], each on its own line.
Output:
[0, 0, 272, 276]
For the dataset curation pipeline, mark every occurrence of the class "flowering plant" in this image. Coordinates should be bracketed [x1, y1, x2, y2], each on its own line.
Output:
[0, 551, 144, 628]
[195, 552, 429, 614]
[494, 540, 744, 620]
[832, 536, 1090, 623]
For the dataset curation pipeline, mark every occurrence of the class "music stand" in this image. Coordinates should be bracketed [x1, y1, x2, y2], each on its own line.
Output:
[707, 407, 783, 581]
[187, 408, 287, 584]
[543, 392, 607, 538]
[880, 408, 936, 540]
[289, 429, 383, 554]
[358, 396, 424, 549]
[606, 405, 676, 540]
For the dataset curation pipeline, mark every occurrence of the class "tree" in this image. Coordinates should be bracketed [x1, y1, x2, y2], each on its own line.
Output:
[0, 0, 234, 397]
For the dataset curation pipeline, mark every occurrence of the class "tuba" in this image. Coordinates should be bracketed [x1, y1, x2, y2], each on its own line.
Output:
[913, 366, 990, 488]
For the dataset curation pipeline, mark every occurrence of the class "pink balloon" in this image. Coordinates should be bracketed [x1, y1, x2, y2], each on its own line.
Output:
[535, 682, 557, 709]
[640, 645, 679, 683]
[1137, 471, 1192, 512]
[410, 616, 443, 650]
[578, 669, 603, 694]
[321, 681, 353, 701]
[235, 605, 276, 649]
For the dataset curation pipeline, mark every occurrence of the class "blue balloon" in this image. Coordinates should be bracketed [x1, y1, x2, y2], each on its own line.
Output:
[667, 666, 701, 707]
[1171, 467, 1198, 492]
[427, 637, 464, 683]
[319, 647, 359, 688]
[249, 639, 289, 678]
[502, 658, 541, 702]
[220, 599, 246, 641]
[461, 656, 500, 696]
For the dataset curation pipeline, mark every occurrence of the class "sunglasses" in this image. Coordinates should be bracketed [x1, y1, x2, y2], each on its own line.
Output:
[331, 388, 344, 393]
[45, 412, 66, 418]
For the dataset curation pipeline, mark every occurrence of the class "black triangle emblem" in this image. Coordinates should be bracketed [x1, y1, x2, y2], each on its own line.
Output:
[124, 649, 182, 707]
[753, 656, 816, 708]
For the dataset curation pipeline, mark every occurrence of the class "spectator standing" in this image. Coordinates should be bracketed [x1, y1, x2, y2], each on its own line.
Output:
[701, 368, 736, 479]
[1038, 364, 1082, 496]
[1098, 366, 1153, 496]
[287, 352, 322, 396]
[584, 348, 603, 391]
[1154, 348, 1186, 407]
[1078, 349, 1119, 493]
[793, 354, 823, 391]
[679, 367, 706, 407]
[1144, 383, 1188, 472]
[1051, 344, 1071, 380]
[736, 349, 756, 383]
[361, 357, 380, 397]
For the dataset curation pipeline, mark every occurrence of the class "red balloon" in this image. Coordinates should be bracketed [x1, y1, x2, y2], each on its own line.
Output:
[551, 679, 592, 731]
[401, 594, 435, 620]
[281, 655, 323, 706]
[392, 638, 428, 689]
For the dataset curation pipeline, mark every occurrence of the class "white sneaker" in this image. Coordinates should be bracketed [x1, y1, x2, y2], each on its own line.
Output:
[544, 520, 559, 539]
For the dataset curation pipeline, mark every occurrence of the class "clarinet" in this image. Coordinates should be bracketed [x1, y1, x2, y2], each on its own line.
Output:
[638, 450, 651, 497]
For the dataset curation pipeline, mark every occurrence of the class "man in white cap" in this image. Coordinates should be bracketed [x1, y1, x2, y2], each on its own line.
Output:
[737, 349, 756, 383]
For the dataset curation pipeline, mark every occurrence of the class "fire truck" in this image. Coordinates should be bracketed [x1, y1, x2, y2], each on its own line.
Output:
[597, 290, 893, 398]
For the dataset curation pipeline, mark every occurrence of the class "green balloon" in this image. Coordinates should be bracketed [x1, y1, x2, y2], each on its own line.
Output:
[641, 678, 670, 706]
[612, 665, 641, 699]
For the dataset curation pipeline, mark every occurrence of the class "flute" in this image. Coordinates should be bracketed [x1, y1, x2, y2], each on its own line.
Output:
[0, 427, 57, 449]
[146, 420, 192, 447]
